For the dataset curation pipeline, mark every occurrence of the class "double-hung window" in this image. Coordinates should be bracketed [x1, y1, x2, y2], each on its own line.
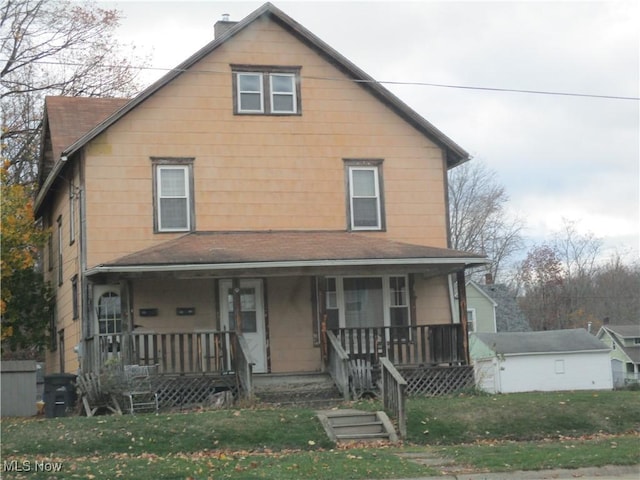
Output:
[345, 160, 384, 230]
[233, 66, 300, 115]
[152, 158, 195, 233]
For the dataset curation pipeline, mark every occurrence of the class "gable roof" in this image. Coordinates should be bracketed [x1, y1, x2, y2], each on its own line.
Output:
[474, 329, 609, 356]
[86, 230, 487, 276]
[597, 324, 640, 364]
[35, 2, 470, 212]
[600, 324, 640, 339]
[467, 281, 498, 306]
[43, 96, 128, 165]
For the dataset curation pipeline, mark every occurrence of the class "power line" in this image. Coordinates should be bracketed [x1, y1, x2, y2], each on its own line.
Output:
[5, 59, 639, 101]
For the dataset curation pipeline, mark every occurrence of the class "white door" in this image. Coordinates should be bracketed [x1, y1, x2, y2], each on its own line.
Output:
[93, 284, 123, 361]
[219, 279, 267, 373]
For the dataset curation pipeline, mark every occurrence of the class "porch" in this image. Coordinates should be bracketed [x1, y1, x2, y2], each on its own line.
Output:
[82, 323, 472, 410]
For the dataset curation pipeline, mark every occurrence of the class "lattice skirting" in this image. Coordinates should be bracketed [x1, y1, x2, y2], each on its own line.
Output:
[152, 374, 238, 409]
[398, 365, 474, 396]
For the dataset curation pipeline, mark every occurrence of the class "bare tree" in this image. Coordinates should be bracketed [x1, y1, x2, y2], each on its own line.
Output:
[1, 0, 147, 184]
[448, 160, 525, 282]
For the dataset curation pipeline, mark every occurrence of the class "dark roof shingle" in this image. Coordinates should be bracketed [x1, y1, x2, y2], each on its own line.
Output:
[475, 329, 609, 355]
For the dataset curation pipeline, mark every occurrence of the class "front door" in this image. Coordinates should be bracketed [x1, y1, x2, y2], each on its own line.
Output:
[93, 284, 123, 361]
[219, 279, 267, 373]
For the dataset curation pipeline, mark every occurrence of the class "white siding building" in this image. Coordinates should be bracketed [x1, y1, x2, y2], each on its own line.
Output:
[471, 329, 613, 394]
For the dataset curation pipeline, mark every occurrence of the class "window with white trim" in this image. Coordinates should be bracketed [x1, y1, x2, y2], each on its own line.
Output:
[467, 308, 477, 333]
[152, 158, 195, 233]
[324, 275, 410, 330]
[345, 160, 384, 231]
[233, 66, 300, 115]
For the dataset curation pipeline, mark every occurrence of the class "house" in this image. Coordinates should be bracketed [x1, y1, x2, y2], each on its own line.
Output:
[596, 323, 640, 387]
[471, 329, 613, 393]
[466, 280, 530, 333]
[35, 3, 486, 404]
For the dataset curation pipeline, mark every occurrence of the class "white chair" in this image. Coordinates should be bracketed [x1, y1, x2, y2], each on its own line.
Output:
[123, 364, 159, 414]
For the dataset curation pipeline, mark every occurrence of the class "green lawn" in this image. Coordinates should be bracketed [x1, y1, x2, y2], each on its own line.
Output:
[1, 390, 638, 479]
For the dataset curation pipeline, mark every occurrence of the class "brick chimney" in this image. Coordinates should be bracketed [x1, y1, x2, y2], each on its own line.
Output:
[214, 14, 238, 38]
[485, 273, 493, 285]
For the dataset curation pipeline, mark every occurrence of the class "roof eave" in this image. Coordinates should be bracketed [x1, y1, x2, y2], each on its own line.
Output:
[86, 256, 489, 276]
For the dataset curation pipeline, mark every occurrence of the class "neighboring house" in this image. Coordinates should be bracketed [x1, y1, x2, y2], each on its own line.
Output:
[466, 281, 529, 333]
[471, 329, 612, 393]
[35, 3, 486, 400]
[596, 324, 640, 387]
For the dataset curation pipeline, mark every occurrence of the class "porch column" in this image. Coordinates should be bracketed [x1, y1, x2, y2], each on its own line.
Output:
[232, 278, 242, 335]
[456, 271, 470, 365]
[120, 280, 132, 365]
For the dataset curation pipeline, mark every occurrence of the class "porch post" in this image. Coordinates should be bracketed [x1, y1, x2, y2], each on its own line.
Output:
[232, 278, 242, 335]
[456, 270, 470, 365]
[120, 280, 132, 365]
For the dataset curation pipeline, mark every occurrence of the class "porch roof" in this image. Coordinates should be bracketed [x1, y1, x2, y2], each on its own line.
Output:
[86, 231, 487, 276]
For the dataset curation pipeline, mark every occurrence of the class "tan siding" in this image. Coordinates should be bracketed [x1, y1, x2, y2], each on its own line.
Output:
[44, 169, 82, 374]
[84, 18, 448, 266]
[267, 277, 321, 372]
[131, 279, 217, 331]
[414, 276, 453, 325]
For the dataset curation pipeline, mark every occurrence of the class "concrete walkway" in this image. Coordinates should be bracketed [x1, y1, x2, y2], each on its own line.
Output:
[388, 464, 640, 479]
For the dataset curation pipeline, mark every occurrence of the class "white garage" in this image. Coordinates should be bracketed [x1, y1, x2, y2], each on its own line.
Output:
[471, 329, 613, 394]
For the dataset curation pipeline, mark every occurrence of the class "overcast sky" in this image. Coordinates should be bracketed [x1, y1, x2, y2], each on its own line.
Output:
[105, 0, 639, 262]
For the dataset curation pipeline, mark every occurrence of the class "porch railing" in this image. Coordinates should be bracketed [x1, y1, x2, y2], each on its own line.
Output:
[333, 324, 466, 366]
[380, 356, 407, 438]
[326, 331, 350, 401]
[93, 331, 237, 375]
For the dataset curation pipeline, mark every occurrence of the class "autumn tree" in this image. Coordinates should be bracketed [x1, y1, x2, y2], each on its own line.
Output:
[518, 245, 565, 330]
[448, 160, 524, 282]
[1, 163, 53, 356]
[1, 0, 146, 185]
[518, 220, 639, 331]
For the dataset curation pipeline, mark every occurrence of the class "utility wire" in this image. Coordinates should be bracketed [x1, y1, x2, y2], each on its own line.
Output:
[5, 59, 639, 101]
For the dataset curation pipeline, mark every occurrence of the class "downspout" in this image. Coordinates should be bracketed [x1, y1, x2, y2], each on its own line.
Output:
[78, 149, 93, 372]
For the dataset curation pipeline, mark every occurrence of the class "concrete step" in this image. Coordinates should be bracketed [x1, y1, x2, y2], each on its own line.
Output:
[253, 373, 343, 407]
[317, 409, 399, 443]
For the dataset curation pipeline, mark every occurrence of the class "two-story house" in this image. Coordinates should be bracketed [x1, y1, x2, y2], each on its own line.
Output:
[596, 323, 640, 387]
[35, 3, 485, 403]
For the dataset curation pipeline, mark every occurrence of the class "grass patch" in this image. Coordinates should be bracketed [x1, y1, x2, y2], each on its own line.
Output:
[405, 390, 640, 444]
[2, 390, 639, 479]
[436, 434, 640, 472]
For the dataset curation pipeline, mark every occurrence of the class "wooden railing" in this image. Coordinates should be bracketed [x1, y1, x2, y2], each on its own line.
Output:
[333, 324, 466, 366]
[380, 356, 407, 438]
[93, 331, 237, 374]
[326, 331, 350, 401]
[234, 334, 254, 400]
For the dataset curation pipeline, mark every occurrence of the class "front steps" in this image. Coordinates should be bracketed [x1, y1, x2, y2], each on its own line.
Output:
[317, 409, 399, 443]
[252, 372, 343, 407]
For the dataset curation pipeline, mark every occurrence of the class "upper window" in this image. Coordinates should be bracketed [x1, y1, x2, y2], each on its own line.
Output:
[151, 158, 195, 233]
[345, 160, 385, 231]
[233, 66, 300, 115]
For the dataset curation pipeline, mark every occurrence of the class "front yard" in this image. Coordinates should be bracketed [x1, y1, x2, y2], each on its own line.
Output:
[2, 390, 638, 479]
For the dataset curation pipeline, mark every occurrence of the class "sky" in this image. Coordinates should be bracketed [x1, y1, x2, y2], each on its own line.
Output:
[104, 0, 639, 263]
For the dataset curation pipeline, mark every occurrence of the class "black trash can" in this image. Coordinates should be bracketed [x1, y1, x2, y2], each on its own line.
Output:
[43, 374, 77, 418]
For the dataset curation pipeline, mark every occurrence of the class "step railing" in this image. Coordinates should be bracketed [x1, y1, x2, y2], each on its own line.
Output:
[380, 356, 407, 439]
[326, 331, 350, 401]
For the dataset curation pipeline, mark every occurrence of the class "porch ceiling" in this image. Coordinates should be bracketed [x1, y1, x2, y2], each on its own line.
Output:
[86, 231, 487, 278]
